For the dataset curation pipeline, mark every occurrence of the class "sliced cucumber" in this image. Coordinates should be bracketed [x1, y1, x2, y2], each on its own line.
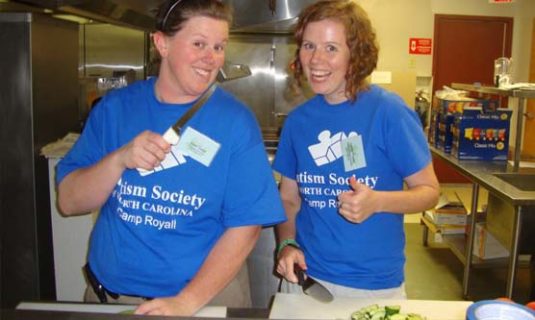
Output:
[350, 304, 426, 320]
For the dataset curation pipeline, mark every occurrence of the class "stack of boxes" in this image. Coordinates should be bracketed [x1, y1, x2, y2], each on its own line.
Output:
[428, 96, 512, 161]
[423, 192, 467, 243]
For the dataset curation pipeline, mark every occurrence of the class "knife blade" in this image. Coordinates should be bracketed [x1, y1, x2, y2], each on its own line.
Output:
[162, 83, 216, 145]
[295, 265, 334, 303]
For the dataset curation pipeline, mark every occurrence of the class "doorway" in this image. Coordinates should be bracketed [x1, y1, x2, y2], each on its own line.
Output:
[432, 14, 513, 183]
[522, 18, 535, 159]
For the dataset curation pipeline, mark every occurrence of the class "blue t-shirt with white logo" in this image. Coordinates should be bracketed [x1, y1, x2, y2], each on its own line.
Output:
[56, 77, 286, 297]
[272, 85, 431, 290]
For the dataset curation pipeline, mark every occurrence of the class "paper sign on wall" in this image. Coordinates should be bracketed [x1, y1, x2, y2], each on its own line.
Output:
[409, 38, 432, 55]
[370, 71, 392, 84]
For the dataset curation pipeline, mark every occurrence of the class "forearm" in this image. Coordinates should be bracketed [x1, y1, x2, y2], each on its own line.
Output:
[377, 184, 440, 214]
[276, 199, 300, 242]
[276, 177, 302, 242]
[57, 149, 126, 215]
[173, 225, 261, 315]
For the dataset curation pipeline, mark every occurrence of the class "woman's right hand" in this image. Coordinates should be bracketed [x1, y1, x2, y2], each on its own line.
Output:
[276, 246, 306, 283]
[119, 130, 171, 170]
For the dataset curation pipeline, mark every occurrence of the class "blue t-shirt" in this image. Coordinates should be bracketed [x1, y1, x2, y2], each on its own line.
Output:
[272, 85, 431, 290]
[56, 77, 286, 297]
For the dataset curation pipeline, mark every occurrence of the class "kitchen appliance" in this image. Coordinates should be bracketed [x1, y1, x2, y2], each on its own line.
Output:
[0, 12, 79, 308]
[8, 0, 317, 33]
[217, 63, 252, 82]
[494, 57, 513, 88]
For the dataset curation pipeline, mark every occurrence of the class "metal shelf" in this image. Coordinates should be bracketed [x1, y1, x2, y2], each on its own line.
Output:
[451, 83, 535, 99]
[420, 216, 508, 269]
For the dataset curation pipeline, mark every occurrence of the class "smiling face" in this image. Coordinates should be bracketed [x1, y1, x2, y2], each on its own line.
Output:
[154, 15, 228, 103]
[299, 19, 351, 104]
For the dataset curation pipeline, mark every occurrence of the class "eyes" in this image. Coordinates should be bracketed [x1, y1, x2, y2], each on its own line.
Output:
[301, 41, 339, 53]
[193, 40, 226, 53]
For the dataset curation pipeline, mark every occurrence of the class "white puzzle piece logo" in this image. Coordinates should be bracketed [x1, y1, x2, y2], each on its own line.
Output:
[137, 144, 188, 176]
[308, 130, 358, 166]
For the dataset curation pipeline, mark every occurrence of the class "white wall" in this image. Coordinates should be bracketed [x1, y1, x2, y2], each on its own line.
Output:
[356, 0, 535, 91]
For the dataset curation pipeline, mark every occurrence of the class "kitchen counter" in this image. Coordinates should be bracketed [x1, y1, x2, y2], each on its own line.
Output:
[431, 147, 535, 205]
[430, 146, 535, 299]
[2, 302, 267, 320]
[1, 294, 473, 320]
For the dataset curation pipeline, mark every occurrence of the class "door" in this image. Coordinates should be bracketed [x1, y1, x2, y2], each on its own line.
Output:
[432, 15, 513, 183]
[523, 18, 535, 158]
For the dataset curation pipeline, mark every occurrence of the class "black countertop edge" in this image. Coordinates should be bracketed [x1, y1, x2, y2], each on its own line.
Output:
[0, 308, 270, 320]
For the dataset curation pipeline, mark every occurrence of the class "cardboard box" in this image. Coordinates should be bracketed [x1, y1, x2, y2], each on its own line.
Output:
[425, 210, 467, 225]
[429, 97, 496, 153]
[473, 223, 509, 259]
[420, 215, 462, 247]
[451, 108, 512, 161]
[433, 192, 467, 223]
[437, 113, 455, 153]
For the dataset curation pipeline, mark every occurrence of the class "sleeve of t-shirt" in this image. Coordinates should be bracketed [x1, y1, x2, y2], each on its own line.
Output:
[383, 97, 431, 178]
[221, 109, 286, 228]
[55, 98, 108, 185]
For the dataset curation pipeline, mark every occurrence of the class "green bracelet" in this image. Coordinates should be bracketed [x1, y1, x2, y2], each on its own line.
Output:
[277, 238, 300, 255]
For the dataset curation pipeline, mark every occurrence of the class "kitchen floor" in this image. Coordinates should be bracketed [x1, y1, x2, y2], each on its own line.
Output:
[403, 184, 533, 304]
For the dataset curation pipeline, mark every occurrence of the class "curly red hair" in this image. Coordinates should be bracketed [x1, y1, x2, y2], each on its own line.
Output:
[292, 0, 379, 102]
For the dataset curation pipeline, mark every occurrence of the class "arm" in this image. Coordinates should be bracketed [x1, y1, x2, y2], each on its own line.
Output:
[338, 163, 440, 223]
[135, 225, 261, 316]
[57, 131, 170, 215]
[275, 176, 305, 283]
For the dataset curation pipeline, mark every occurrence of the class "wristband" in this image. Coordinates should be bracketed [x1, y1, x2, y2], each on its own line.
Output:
[277, 238, 300, 256]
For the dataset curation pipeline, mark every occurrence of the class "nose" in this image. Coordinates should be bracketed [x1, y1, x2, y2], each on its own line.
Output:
[309, 48, 324, 64]
[201, 48, 215, 64]
[202, 47, 224, 66]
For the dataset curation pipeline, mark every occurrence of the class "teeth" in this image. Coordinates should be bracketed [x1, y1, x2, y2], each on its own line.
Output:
[311, 70, 330, 77]
[194, 68, 210, 77]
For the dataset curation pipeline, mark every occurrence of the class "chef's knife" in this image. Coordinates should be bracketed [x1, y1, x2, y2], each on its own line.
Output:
[137, 84, 216, 175]
[295, 265, 334, 303]
[162, 83, 216, 145]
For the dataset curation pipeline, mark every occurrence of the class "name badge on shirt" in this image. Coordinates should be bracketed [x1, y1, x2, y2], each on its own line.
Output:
[342, 134, 366, 172]
[176, 127, 220, 167]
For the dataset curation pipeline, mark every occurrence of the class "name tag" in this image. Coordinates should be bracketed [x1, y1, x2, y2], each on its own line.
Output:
[176, 127, 220, 167]
[342, 134, 366, 172]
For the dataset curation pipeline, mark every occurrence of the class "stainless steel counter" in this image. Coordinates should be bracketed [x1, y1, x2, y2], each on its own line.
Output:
[431, 147, 535, 205]
[430, 147, 535, 299]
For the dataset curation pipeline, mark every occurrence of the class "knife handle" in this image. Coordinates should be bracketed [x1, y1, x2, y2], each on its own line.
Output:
[163, 127, 180, 145]
[294, 264, 306, 286]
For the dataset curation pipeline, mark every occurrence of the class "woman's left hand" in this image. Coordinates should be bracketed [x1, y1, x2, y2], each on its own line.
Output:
[135, 296, 195, 316]
[337, 176, 380, 223]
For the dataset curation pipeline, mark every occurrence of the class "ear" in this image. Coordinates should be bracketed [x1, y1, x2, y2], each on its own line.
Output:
[152, 32, 168, 57]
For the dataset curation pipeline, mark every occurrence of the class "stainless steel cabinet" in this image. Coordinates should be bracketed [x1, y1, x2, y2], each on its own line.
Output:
[0, 12, 79, 308]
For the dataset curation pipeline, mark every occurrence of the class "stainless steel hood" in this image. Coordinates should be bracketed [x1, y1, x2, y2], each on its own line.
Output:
[8, 0, 159, 31]
[227, 0, 316, 34]
[8, 0, 317, 33]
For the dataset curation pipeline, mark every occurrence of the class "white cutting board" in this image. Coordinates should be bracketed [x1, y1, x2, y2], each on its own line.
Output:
[269, 293, 472, 320]
[17, 302, 226, 317]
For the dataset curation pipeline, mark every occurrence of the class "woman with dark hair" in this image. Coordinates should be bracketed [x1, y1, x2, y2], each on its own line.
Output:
[273, 0, 439, 299]
[56, 0, 285, 315]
